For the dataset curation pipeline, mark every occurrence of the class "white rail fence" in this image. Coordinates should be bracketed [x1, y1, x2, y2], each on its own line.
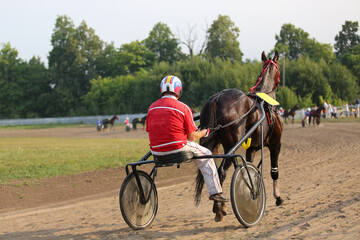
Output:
[0, 114, 147, 126]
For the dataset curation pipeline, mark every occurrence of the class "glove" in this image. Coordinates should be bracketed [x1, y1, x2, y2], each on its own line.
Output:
[204, 129, 210, 137]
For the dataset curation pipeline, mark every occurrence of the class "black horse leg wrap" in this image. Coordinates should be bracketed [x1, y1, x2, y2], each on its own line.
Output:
[271, 167, 279, 180]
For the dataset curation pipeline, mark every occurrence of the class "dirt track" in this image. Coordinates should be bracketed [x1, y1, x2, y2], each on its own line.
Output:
[0, 122, 360, 239]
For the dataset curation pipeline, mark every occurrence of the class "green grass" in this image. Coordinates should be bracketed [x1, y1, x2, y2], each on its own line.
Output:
[0, 137, 149, 184]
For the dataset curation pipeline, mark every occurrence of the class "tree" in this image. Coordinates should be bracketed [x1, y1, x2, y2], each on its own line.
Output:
[0, 42, 21, 83]
[286, 56, 333, 106]
[276, 86, 298, 110]
[116, 40, 155, 74]
[74, 20, 104, 96]
[0, 42, 22, 117]
[48, 15, 77, 116]
[307, 39, 335, 62]
[144, 22, 181, 63]
[48, 15, 104, 116]
[23, 57, 50, 117]
[326, 58, 359, 100]
[94, 42, 118, 78]
[340, 44, 360, 87]
[176, 23, 209, 58]
[0, 43, 50, 118]
[275, 23, 310, 60]
[334, 21, 360, 89]
[205, 15, 242, 62]
[275, 23, 336, 63]
[334, 21, 360, 58]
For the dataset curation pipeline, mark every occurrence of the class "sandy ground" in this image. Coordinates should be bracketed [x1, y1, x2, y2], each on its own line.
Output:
[0, 122, 360, 239]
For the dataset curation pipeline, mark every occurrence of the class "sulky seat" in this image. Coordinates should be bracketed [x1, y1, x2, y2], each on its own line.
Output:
[153, 151, 194, 167]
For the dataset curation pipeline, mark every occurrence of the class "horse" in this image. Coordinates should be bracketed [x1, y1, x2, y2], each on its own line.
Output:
[308, 106, 325, 126]
[101, 115, 118, 130]
[195, 51, 283, 222]
[283, 104, 299, 124]
[132, 115, 147, 130]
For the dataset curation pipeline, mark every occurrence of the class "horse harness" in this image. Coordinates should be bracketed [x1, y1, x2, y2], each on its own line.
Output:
[207, 92, 277, 143]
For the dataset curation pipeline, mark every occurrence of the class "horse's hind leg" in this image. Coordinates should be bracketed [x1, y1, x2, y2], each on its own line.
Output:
[213, 157, 233, 222]
[269, 144, 284, 206]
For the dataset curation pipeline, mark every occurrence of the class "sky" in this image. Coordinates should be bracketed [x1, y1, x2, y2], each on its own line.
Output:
[1, 0, 359, 65]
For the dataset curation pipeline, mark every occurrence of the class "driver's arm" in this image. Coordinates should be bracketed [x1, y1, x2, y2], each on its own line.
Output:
[187, 129, 208, 142]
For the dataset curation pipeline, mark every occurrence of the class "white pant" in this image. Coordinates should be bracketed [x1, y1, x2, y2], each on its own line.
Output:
[152, 141, 222, 195]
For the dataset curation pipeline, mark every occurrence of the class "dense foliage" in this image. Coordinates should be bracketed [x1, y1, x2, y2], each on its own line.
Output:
[0, 16, 359, 118]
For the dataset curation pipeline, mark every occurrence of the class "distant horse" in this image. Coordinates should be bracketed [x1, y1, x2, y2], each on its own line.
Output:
[101, 115, 118, 130]
[308, 106, 325, 126]
[196, 51, 283, 222]
[283, 104, 299, 123]
[132, 115, 147, 130]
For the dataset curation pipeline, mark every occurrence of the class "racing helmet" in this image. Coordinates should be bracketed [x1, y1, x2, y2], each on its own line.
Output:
[160, 75, 182, 97]
[307, 108, 311, 111]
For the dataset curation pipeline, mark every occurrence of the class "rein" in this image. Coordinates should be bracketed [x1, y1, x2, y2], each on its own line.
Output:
[208, 98, 258, 132]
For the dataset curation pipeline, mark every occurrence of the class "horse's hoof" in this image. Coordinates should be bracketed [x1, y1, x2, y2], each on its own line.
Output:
[276, 197, 284, 206]
[221, 204, 227, 216]
[214, 212, 223, 222]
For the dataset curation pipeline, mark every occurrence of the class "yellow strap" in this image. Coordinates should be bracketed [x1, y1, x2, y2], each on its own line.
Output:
[242, 138, 252, 150]
[256, 93, 280, 106]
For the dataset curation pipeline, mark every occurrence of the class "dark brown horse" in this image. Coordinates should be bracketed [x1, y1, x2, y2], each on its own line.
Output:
[308, 106, 325, 126]
[283, 104, 299, 123]
[132, 115, 147, 130]
[195, 51, 283, 222]
[101, 115, 118, 130]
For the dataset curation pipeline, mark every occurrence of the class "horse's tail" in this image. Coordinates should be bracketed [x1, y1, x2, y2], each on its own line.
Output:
[194, 96, 219, 206]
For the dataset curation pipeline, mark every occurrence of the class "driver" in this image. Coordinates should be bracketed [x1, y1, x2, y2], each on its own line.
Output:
[304, 107, 311, 125]
[146, 75, 229, 202]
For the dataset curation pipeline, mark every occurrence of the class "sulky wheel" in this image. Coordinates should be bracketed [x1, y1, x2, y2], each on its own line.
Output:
[230, 163, 266, 228]
[119, 170, 158, 230]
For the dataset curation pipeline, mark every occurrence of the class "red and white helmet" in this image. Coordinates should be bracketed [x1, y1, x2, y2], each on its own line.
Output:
[160, 75, 182, 96]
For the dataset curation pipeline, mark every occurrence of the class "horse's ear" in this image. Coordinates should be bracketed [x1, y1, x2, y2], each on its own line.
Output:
[261, 51, 267, 62]
[273, 51, 279, 63]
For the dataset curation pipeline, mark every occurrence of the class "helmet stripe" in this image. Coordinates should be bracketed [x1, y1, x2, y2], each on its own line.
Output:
[165, 76, 173, 84]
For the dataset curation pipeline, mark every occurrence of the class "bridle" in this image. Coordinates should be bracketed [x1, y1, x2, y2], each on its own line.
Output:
[249, 59, 280, 94]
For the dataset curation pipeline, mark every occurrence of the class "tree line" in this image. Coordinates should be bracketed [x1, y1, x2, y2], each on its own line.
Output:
[0, 15, 359, 118]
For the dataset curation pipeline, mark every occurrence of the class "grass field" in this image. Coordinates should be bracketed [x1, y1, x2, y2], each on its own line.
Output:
[0, 137, 149, 184]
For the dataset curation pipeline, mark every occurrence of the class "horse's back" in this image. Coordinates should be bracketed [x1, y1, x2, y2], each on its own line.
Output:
[203, 89, 247, 108]
[200, 89, 250, 127]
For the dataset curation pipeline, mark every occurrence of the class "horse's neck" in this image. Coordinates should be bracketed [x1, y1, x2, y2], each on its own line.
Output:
[266, 91, 276, 100]
[256, 81, 277, 99]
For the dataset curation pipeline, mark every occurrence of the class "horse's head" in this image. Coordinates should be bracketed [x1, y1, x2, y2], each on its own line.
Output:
[249, 51, 280, 96]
